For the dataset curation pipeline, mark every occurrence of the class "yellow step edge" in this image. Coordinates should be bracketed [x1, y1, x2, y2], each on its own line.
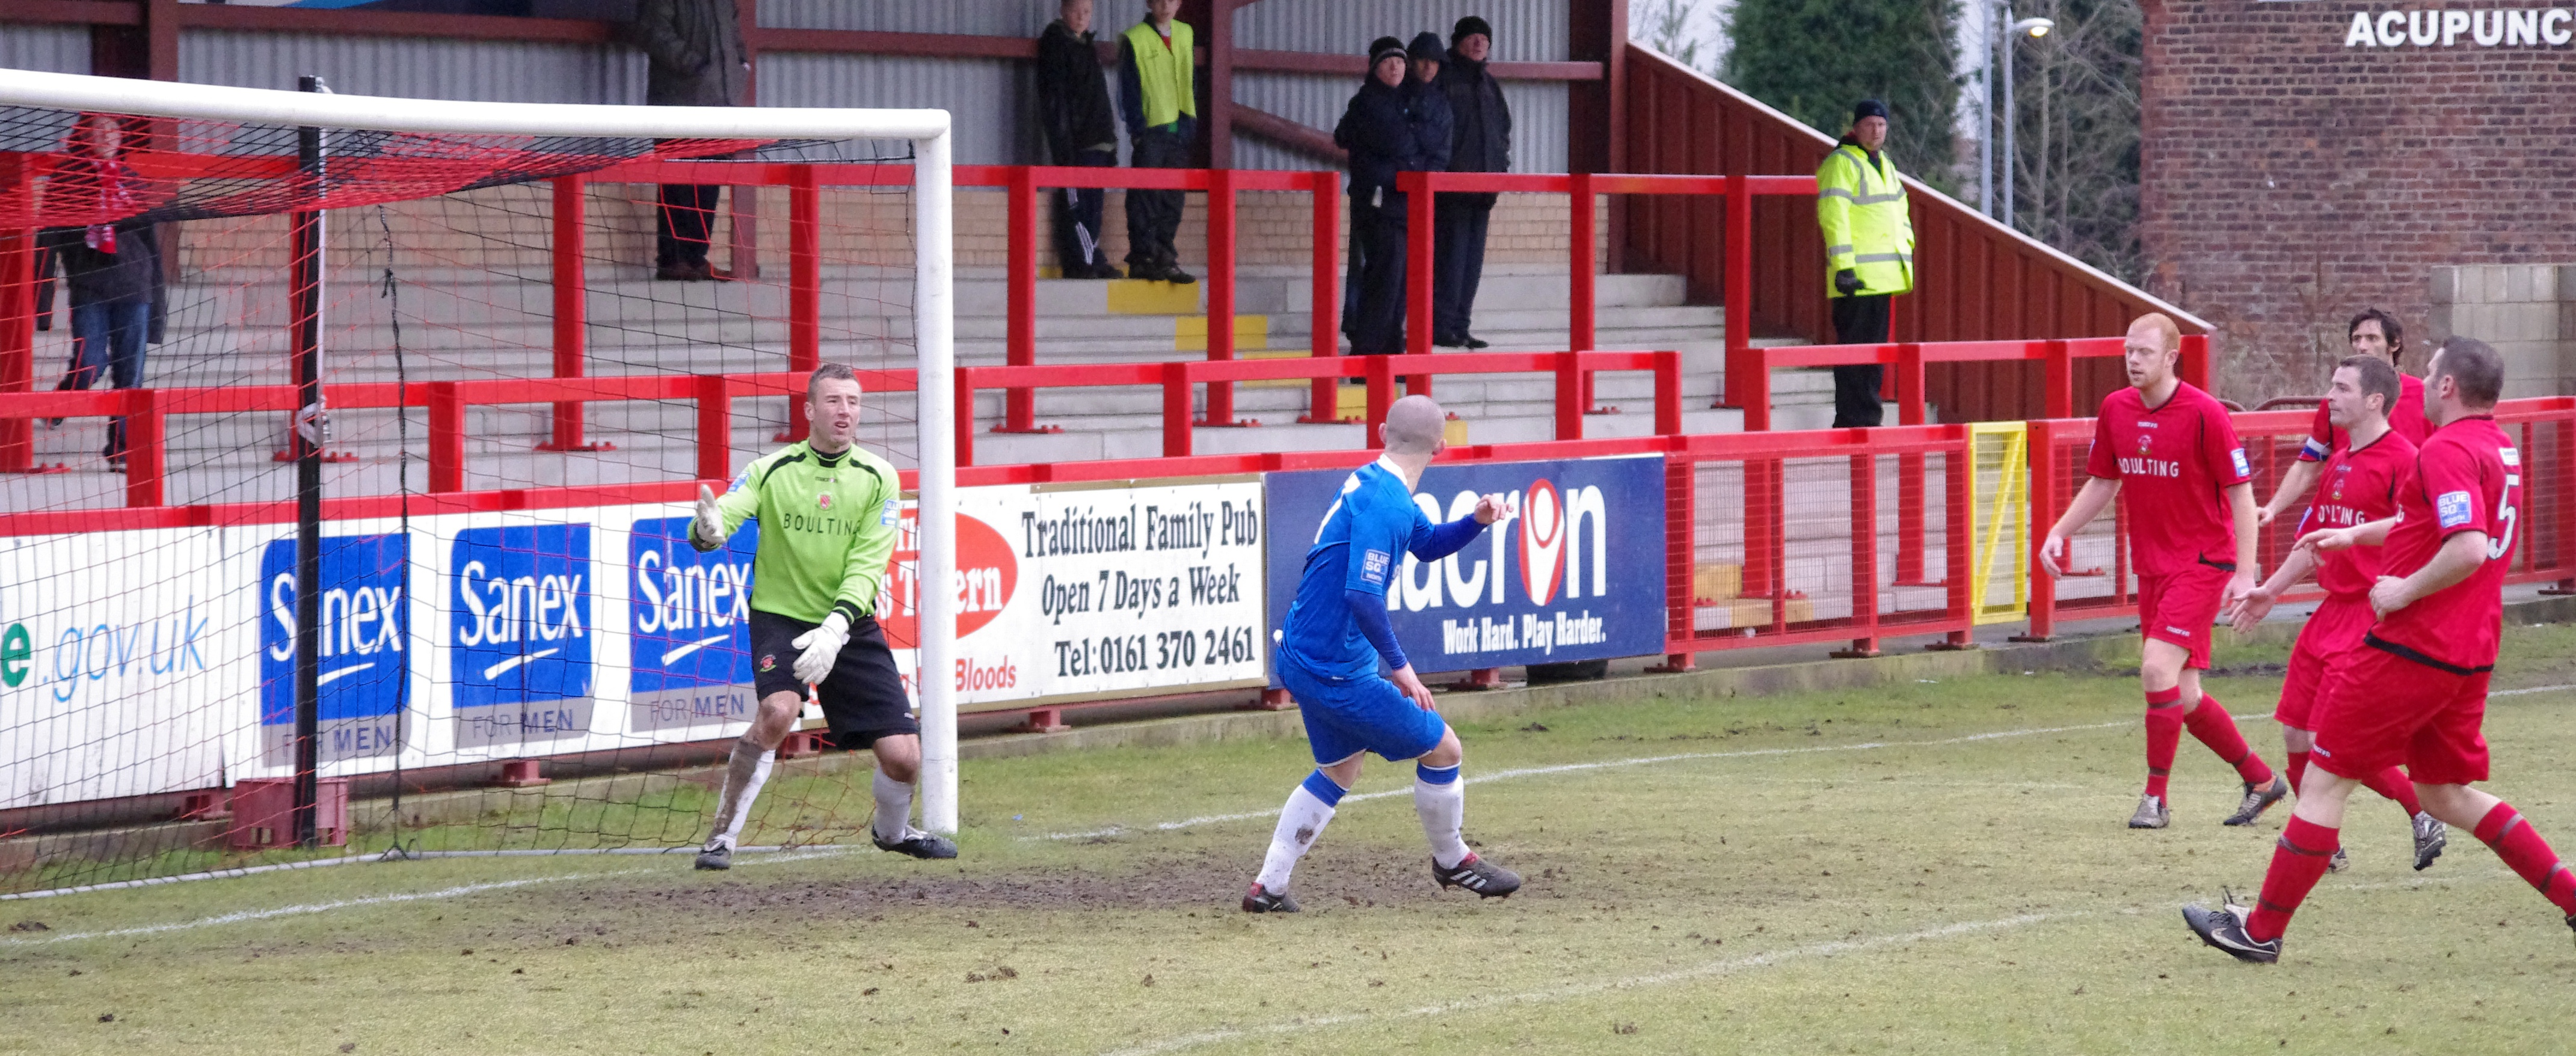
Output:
[1105, 278, 1203, 315]
[1175, 315, 1269, 352]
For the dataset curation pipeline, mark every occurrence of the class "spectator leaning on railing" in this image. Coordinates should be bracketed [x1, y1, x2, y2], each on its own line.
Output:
[1117, 0, 1198, 284]
[1037, 0, 1123, 280]
[629, 0, 750, 283]
[1814, 98, 1914, 428]
[1433, 16, 1510, 350]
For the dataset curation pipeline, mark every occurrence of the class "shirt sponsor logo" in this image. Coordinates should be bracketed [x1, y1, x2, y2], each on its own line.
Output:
[2437, 490, 2476, 529]
[2116, 456, 2183, 478]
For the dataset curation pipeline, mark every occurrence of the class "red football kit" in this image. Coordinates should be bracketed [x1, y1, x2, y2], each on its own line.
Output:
[2311, 416, 2521, 785]
[2088, 382, 2252, 669]
[2298, 373, 2429, 462]
[2273, 429, 2417, 731]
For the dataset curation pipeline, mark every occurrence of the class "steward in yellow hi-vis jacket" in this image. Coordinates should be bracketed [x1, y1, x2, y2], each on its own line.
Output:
[1814, 98, 1913, 428]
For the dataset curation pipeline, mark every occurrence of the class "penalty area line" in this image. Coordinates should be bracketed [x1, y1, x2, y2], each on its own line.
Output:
[1, 871, 644, 946]
[1039, 721, 2130, 841]
[1098, 911, 2068, 1056]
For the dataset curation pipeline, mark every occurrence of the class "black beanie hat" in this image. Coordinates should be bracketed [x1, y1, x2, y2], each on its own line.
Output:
[1369, 36, 1408, 66]
[1452, 16, 1493, 44]
[1852, 99, 1890, 123]
[1409, 31, 1446, 61]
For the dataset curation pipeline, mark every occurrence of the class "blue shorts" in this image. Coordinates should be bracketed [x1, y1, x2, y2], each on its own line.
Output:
[1278, 656, 1448, 765]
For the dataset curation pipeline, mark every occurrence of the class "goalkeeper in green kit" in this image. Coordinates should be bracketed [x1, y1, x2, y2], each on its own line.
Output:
[690, 363, 956, 868]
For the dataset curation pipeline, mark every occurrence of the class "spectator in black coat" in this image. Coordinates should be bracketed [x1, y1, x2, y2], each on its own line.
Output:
[1337, 35, 1452, 355]
[630, 0, 749, 281]
[1037, 0, 1122, 279]
[1434, 16, 1510, 349]
[38, 219, 163, 466]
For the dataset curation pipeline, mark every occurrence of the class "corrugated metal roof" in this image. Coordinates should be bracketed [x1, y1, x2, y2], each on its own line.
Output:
[0, 24, 93, 76]
[1232, 71, 1565, 174]
[1235, 0, 1569, 62]
[177, 29, 647, 104]
[758, 2, 1050, 36]
[758, 52, 1034, 165]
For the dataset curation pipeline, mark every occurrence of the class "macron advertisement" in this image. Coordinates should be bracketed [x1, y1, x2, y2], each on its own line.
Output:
[1261, 455, 1669, 678]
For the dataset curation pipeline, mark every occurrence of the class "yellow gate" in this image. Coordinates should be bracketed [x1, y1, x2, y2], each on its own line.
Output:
[1966, 422, 2031, 625]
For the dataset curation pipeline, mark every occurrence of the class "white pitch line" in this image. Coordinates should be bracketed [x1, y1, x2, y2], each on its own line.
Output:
[2492, 683, 2576, 698]
[1099, 912, 2065, 1056]
[2, 870, 644, 947]
[1039, 721, 2130, 841]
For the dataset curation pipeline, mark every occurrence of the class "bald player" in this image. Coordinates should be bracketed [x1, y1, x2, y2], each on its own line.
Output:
[2041, 314, 2285, 830]
[1243, 395, 1522, 912]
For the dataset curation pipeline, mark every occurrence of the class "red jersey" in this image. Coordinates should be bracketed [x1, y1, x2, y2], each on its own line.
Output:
[2295, 429, 2416, 598]
[2300, 373, 2429, 461]
[2087, 382, 2253, 577]
[2372, 416, 2520, 672]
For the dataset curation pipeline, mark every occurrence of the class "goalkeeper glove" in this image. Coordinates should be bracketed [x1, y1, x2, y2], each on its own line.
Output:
[693, 483, 727, 547]
[791, 611, 851, 686]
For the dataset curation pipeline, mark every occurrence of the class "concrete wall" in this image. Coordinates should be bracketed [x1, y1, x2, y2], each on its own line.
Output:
[2428, 265, 2575, 399]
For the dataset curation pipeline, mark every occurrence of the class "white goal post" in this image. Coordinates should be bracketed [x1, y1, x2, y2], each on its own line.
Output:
[0, 68, 965, 835]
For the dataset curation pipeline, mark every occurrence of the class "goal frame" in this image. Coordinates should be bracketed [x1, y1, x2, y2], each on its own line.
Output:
[0, 68, 965, 834]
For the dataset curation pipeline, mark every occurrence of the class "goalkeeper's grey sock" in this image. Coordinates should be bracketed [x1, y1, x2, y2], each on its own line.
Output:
[705, 736, 775, 851]
[871, 768, 915, 843]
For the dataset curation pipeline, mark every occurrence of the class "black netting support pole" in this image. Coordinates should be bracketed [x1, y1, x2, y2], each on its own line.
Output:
[290, 75, 331, 850]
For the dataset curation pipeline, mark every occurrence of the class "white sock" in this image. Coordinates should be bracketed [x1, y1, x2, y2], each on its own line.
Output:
[871, 768, 915, 843]
[1255, 772, 1345, 892]
[1414, 763, 1468, 869]
[707, 738, 775, 850]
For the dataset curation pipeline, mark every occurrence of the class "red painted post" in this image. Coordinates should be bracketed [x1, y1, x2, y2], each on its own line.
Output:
[1653, 351, 1683, 436]
[2043, 339, 2074, 419]
[124, 388, 162, 508]
[1305, 170, 1342, 423]
[541, 175, 592, 451]
[954, 370, 976, 468]
[1365, 354, 1397, 447]
[0, 156, 31, 473]
[1833, 449, 1880, 657]
[1570, 173, 1596, 353]
[427, 382, 464, 493]
[1004, 167, 1039, 433]
[2179, 333, 2212, 394]
[2554, 414, 2576, 591]
[1163, 361, 1194, 457]
[1202, 168, 1238, 426]
[2013, 419, 2059, 641]
[1404, 172, 1434, 360]
[1895, 343, 1927, 585]
[695, 374, 732, 483]
[783, 165, 820, 442]
[1553, 351, 1582, 441]
[1719, 173, 1753, 410]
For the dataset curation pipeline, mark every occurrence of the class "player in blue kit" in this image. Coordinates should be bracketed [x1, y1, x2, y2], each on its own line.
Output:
[1243, 395, 1521, 912]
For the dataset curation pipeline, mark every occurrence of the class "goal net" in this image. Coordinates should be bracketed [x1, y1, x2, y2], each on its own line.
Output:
[0, 69, 959, 896]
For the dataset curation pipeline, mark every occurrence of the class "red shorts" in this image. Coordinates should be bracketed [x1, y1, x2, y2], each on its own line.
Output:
[2310, 637, 2492, 786]
[2138, 562, 2231, 671]
[2273, 596, 2378, 731]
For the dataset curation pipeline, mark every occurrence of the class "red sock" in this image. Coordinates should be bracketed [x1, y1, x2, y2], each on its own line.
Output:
[2185, 695, 2274, 786]
[2475, 802, 2576, 916]
[2360, 767, 2423, 816]
[2143, 687, 2184, 799]
[2284, 750, 2309, 797]
[2246, 815, 2339, 943]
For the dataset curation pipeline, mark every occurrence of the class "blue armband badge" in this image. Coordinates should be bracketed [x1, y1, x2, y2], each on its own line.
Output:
[2436, 491, 2475, 530]
[1359, 548, 1392, 587]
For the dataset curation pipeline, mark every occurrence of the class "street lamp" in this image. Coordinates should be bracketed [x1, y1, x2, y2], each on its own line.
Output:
[1981, 8, 2055, 227]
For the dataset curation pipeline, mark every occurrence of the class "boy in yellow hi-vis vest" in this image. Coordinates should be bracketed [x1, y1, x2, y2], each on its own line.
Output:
[1815, 98, 1913, 428]
[1118, 0, 1197, 284]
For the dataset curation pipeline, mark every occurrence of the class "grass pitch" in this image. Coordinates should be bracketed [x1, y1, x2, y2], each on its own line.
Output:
[7, 625, 2576, 1055]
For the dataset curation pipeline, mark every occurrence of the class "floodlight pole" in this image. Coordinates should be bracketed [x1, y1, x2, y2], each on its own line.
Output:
[914, 124, 961, 835]
[290, 74, 330, 849]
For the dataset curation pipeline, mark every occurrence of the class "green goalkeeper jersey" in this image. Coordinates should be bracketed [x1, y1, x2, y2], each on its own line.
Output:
[693, 440, 904, 626]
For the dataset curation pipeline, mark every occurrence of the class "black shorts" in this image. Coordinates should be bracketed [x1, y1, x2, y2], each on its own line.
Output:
[749, 610, 919, 750]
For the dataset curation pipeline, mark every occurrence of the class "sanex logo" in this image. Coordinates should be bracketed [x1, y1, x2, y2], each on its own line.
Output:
[449, 524, 595, 748]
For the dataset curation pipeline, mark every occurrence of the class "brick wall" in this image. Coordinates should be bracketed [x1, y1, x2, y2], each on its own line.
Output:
[2139, 1, 2576, 401]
